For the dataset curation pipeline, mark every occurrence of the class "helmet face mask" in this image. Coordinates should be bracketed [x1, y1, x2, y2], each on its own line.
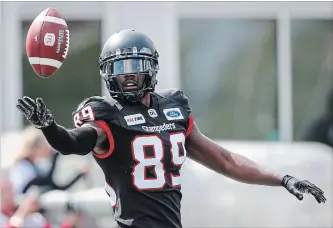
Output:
[99, 30, 159, 102]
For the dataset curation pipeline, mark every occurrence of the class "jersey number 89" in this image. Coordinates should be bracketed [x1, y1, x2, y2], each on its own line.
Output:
[131, 133, 186, 190]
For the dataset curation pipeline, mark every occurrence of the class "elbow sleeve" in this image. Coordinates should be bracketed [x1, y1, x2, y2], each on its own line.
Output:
[41, 122, 98, 155]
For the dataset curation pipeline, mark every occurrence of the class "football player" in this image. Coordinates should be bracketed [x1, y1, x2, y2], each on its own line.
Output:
[17, 29, 326, 228]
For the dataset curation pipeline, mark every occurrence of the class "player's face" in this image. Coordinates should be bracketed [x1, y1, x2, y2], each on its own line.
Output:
[118, 74, 145, 92]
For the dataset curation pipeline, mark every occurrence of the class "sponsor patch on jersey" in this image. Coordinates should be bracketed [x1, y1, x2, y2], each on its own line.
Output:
[142, 123, 176, 133]
[163, 108, 184, 120]
[124, 114, 146, 126]
[148, 109, 158, 118]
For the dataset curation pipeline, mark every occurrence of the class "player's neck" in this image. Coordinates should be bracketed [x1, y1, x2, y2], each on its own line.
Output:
[139, 93, 151, 107]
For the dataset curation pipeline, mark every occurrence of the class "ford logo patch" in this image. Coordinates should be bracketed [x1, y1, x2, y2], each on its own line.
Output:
[166, 110, 180, 117]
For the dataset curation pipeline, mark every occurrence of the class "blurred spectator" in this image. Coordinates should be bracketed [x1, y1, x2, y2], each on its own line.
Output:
[0, 170, 51, 228]
[302, 87, 333, 148]
[21, 153, 89, 194]
[9, 126, 88, 195]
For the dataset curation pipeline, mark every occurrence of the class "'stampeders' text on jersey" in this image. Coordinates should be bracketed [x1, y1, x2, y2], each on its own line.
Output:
[72, 89, 193, 228]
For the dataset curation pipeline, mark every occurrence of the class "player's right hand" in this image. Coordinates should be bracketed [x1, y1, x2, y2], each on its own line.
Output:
[16, 96, 55, 129]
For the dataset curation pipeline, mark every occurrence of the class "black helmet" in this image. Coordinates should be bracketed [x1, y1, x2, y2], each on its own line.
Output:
[99, 29, 159, 102]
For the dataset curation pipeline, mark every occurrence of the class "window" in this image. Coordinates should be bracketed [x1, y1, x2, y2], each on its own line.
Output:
[22, 21, 102, 128]
[292, 20, 333, 140]
[179, 19, 278, 140]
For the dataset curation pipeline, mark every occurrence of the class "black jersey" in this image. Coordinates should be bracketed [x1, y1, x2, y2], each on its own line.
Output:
[72, 89, 194, 228]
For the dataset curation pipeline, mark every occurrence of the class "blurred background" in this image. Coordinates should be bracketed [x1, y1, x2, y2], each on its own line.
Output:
[0, 1, 332, 228]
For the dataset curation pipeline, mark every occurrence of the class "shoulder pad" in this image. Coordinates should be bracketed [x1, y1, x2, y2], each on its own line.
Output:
[157, 88, 191, 114]
[76, 96, 123, 111]
[73, 96, 123, 128]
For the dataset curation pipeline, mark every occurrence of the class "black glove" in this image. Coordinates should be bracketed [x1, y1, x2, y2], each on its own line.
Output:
[282, 175, 326, 203]
[16, 96, 55, 129]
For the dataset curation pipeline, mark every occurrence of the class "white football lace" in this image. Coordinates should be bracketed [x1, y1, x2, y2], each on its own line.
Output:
[63, 29, 70, 59]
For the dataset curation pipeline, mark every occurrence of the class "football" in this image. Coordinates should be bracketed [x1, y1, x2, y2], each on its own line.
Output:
[26, 7, 70, 78]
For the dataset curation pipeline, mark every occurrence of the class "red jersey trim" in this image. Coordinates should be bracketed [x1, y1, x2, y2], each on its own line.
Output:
[185, 115, 194, 137]
[92, 120, 115, 159]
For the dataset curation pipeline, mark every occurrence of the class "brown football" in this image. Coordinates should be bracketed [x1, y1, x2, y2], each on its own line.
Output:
[26, 7, 70, 78]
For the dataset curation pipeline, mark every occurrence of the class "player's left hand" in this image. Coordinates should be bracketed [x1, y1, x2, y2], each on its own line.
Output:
[282, 175, 326, 203]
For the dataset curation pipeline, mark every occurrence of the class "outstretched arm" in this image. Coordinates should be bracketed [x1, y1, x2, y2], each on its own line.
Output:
[185, 123, 282, 186]
[41, 121, 108, 155]
[41, 122, 98, 155]
[185, 121, 326, 203]
[16, 96, 108, 156]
